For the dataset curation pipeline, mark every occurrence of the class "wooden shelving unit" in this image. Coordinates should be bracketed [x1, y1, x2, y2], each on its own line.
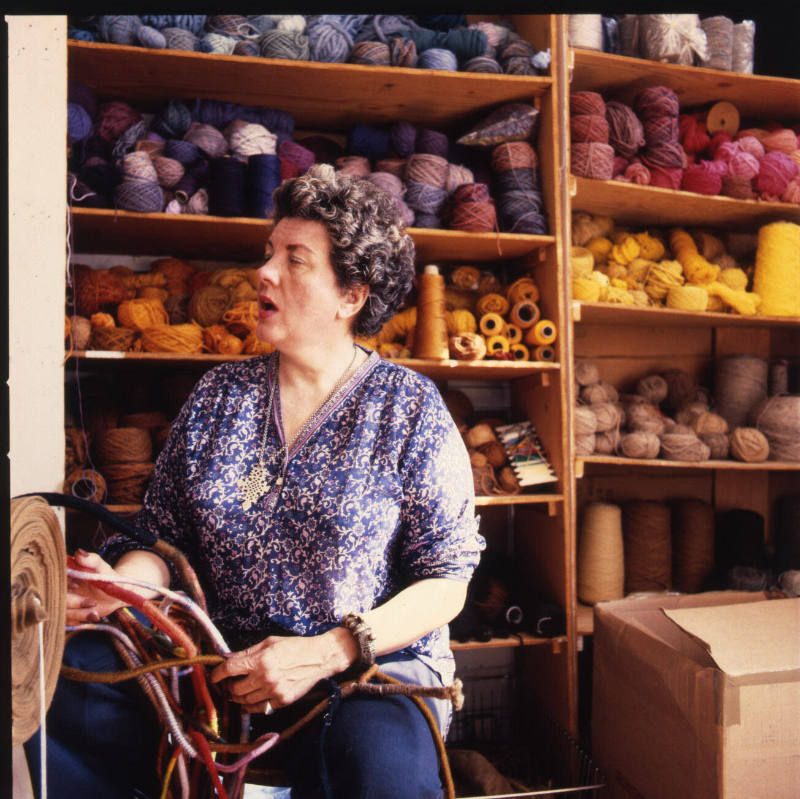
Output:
[64, 16, 579, 735]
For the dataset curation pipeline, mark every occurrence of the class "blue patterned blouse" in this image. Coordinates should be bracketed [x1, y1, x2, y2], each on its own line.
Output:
[104, 347, 484, 685]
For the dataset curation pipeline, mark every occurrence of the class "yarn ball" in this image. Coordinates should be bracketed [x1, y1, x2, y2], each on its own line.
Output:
[575, 360, 600, 386]
[571, 114, 610, 144]
[259, 30, 310, 60]
[681, 161, 724, 195]
[594, 429, 621, 454]
[574, 406, 599, 436]
[571, 143, 614, 180]
[350, 41, 391, 65]
[188, 285, 231, 326]
[96, 101, 141, 143]
[575, 434, 597, 456]
[581, 381, 618, 405]
[591, 401, 623, 432]
[570, 91, 606, 116]
[184, 123, 229, 159]
[755, 151, 798, 196]
[729, 427, 769, 462]
[605, 101, 645, 159]
[701, 432, 730, 459]
[620, 431, 660, 459]
[635, 374, 668, 405]
[660, 432, 711, 462]
[626, 404, 667, 436]
[73, 267, 128, 316]
[117, 298, 170, 331]
[67, 103, 94, 143]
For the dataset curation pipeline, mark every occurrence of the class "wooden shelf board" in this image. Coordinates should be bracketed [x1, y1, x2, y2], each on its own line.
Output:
[578, 455, 800, 472]
[72, 351, 560, 381]
[573, 302, 800, 329]
[475, 493, 562, 509]
[70, 208, 553, 263]
[572, 177, 800, 230]
[68, 41, 552, 130]
[571, 48, 800, 120]
[451, 634, 566, 651]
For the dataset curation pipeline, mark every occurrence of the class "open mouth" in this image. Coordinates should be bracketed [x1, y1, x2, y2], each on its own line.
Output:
[260, 296, 278, 313]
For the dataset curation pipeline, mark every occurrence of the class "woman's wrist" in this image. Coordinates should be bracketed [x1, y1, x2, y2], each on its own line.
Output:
[321, 625, 360, 674]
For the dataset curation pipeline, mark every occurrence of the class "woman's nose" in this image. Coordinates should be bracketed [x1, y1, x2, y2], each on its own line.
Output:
[258, 255, 277, 282]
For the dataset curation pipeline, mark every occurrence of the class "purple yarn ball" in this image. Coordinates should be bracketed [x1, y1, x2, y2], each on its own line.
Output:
[114, 179, 165, 212]
[68, 103, 94, 143]
[415, 129, 449, 159]
[390, 120, 417, 159]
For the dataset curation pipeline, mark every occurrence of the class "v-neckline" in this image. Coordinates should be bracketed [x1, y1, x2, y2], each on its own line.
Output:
[270, 346, 378, 459]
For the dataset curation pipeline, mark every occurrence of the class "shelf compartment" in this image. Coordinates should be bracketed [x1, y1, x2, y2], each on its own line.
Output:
[68, 41, 552, 130]
[570, 48, 800, 120]
[71, 351, 561, 382]
[572, 302, 800, 329]
[576, 455, 800, 478]
[451, 634, 567, 651]
[571, 176, 800, 229]
[70, 208, 554, 263]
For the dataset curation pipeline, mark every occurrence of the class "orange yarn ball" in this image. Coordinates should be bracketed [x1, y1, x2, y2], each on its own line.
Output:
[73, 265, 127, 316]
[117, 298, 170, 331]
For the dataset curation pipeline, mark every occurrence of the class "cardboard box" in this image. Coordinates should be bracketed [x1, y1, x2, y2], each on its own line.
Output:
[591, 592, 800, 799]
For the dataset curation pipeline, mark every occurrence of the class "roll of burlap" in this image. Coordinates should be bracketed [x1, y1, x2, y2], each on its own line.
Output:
[577, 502, 625, 604]
[11, 496, 66, 745]
[623, 500, 672, 593]
[95, 426, 153, 465]
[671, 498, 715, 593]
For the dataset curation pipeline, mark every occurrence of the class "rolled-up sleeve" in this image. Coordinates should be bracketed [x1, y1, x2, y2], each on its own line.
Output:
[397, 382, 485, 582]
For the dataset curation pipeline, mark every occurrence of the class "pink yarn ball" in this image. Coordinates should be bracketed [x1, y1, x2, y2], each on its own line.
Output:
[648, 165, 683, 189]
[726, 150, 760, 180]
[760, 128, 798, 155]
[708, 130, 732, 159]
[755, 151, 799, 196]
[782, 179, 800, 204]
[679, 114, 710, 155]
[735, 134, 765, 159]
[572, 143, 615, 180]
[624, 159, 651, 185]
[681, 161, 723, 195]
[613, 155, 629, 174]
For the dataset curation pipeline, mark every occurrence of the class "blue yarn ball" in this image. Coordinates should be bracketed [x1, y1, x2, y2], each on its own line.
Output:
[410, 28, 486, 63]
[404, 180, 447, 214]
[418, 48, 458, 71]
[191, 99, 239, 129]
[412, 212, 441, 229]
[162, 27, 198, 51]
[114, 178, 164, 213]
[164, 139, 202, 165]
[248, 15, 277, 34]
[140, 15, 206, 35]
[348, 123, 390, 162]
[137, 25, 167, 49]
[233, 40, 261, 57]
[153, 100, 193, 139]
[307, 18, 354, 63]
[98, 15, 143, 45]
[354, 15, 418, 44]
[69, 28, 96, 42]
[197, 33, 237, 54]
[68, 103, 94, 143]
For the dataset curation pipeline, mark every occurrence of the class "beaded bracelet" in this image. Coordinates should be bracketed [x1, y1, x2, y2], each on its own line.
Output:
[340, 612, 376, 668]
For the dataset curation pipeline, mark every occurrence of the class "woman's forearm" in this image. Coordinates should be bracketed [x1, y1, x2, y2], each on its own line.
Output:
[113, 549, 172, 599]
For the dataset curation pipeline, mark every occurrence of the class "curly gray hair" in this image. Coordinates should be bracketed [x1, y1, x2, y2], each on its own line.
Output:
[271, 163, 416, 337]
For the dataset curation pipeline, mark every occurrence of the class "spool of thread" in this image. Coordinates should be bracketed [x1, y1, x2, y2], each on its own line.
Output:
[503, 323, 522, 345]
[478, 312, 505, 337]
[508, 300, 540, 329]
[729, 427, 769, 462]
[534, 345, 555, 362]
[752, 222, 800, 317]
[525, 319, 557, 346]
[774, 495, 800, 573]
[714, 354, 768, 429]
[207, 157, 247, 217]
[577, 501, 625, 604]
[509, 343, 529, 361]
[751, 396, 800, 461]
[247, 153, 282, 217]
[413, 265, 449, 360]
[672, 499, 715, 592]
[623, 500, 672, 593]
[64, 467, 108, 504]
[485, 335, 510, 356]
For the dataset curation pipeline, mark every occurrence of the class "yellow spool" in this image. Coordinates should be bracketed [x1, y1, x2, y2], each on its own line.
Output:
[479, 312, 505, 337]
[534, 345, 555, 361]
[510, 343, 529, 361]
[525, 319, 557, 346]
[752, 221, 800, 317]
[503, 323, 522, 345]
[485, 334, 510, 354]
[508, 300, 540, 329]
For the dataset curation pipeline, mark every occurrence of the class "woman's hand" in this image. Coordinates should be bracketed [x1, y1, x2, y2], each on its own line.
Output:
[66, 549, 126, 625]
[209, 627, 357, 714]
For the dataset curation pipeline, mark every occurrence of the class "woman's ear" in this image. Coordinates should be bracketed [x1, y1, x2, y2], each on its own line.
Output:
[338, 283, 369, 322]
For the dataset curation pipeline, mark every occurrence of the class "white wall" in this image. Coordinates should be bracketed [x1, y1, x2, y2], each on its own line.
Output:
[8, 16, 67, 497]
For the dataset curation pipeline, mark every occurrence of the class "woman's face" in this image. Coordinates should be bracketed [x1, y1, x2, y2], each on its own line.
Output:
[256, 217, 361, 350]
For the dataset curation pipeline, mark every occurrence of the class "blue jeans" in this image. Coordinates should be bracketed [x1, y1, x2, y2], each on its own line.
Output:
[26, 635, 444, 799]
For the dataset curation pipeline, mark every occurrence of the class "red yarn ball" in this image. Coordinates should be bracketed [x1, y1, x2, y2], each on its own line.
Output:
[721, 174, 755, 200]
[447, 201, 497, 233]
[569, 91, 606, 116]
[679, 114, 710, 156]
[755, 151, 799, 196]
[634, 86, 680, 120]
[641, 140, 684, 169]
[648, 165, 683, 189]
[571, 143, 615, 180]
[643, 116, 679, 146]
[681, 161, 724, 195]
[570, 114, 610, 144]
[96, 101, 142, 143]
[613, 155, 629, 175]
[708, 130, 732, 159]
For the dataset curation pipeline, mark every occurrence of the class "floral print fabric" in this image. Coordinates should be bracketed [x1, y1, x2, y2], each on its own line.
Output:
[104, 347, 484, 684]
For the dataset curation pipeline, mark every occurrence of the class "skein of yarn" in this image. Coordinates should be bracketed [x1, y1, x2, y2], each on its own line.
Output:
[714, 354, 768, 429]
[577, 502, 625, 604]
[751, 396, 800, 461]
[623, 500, 672, 593]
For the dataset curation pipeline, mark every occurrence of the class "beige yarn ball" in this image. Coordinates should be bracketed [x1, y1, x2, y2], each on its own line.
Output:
[626, 403, 667, 436]
[701, 432, 730, 459]
[591, 401, 623, 433]
[660, 432, 711, 461]
[691, 411, 729, 436]
[635, 373, 668, 405]
[675, 400, 710, 426]
[620, 431, 660, 459]
[729, 427, 769, 462]
[574, 406, 599, 436]
[575, 360, 600, 386]
[581, 380, 619, 405]
[594, 429, 621, 454]
[575, 433, 597, 456]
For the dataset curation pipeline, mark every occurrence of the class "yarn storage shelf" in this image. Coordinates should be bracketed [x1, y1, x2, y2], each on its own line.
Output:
[451, 633, 567, 652]
[576, 455, 800, 478]
[570, 176, 800, 228]
[570, 48, 800, 120]
[70, 208, 555, 263]
[68, 41, 553, 129]
[572, 302, 800, 328]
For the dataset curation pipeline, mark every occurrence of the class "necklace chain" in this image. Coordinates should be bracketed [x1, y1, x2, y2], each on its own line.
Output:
[238, 345, 360, 511]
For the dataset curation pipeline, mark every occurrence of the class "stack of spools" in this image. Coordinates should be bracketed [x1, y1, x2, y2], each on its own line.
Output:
[565, 81, 800, 205]
[573, 357, 799, 465]
[577, 496, 719, 604]
[491, 141, 547, 234]
[369, 264, 557, 363]
[441, 389, 521, 496]
[70, 258, 274, 356]
[68, 14, 551, 76]
[69, 85, 295, 217]
[569, 211, 800, 319]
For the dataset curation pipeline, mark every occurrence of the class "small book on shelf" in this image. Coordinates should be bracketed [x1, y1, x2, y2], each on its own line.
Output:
[495, 420, 557, 488]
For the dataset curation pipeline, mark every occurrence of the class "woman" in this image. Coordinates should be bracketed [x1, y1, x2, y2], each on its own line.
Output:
[33, 164, 484, 798]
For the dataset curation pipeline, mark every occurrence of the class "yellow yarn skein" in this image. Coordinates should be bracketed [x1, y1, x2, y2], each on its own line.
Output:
[634, 232, 665, 261]
[644, 260, 684, 302]
[667, 286, 709, 311]
[572, 278, 601, 302]
[706, 282, 760, 316]
[752, 221, 800, 317]
[609, 235, 640, 266]
[571, 246, 595, 278]
[586, 237, 612, 265]
[669, 228, 720, 285]
[718, 267, 749, 292]
[446, 309, 478, 335]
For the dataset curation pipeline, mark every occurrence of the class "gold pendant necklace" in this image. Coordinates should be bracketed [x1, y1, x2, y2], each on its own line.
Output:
[238, 345, 359, 511]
